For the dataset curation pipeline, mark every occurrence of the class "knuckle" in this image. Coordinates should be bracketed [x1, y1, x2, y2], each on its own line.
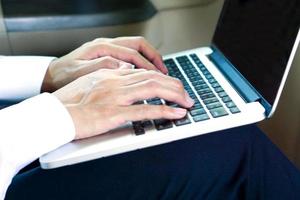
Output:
[174, 79, 184, 90]
[129, 49, 139, 56]
[158, 105, 168, 116]
[99, 68, 110, 73]
[147, 70, 159, 79]
[145, 79, 159, 89]
[101, 56, 115, 64]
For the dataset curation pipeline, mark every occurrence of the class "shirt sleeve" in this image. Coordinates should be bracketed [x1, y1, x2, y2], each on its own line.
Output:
[0, 93, 76, 200]
[0, 56, 55, 102]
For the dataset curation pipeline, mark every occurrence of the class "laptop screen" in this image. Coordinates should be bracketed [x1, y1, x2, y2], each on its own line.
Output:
[212, 0, 300, 106]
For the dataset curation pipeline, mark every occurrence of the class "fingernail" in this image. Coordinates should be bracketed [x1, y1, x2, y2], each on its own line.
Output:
[162, 65, 168, 74]
[185, 91, 194, 106]
[173, 108, 187, 117]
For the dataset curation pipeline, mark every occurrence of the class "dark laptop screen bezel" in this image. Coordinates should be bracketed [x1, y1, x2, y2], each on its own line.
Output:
[211, 0, 300, 116]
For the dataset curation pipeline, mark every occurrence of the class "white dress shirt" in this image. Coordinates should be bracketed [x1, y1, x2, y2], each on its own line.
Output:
[0, 56, 76, 200]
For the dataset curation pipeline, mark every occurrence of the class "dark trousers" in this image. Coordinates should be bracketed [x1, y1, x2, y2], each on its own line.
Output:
[6, 125, 300, 200]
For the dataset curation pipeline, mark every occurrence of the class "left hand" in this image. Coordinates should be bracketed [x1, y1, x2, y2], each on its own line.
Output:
[42, 37, 167, 92]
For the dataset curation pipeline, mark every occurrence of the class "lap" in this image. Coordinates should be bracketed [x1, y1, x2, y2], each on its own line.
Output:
[6, 125, 300, 200]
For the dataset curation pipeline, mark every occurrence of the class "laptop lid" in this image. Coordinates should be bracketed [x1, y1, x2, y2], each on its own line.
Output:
[211, 0, 300, 117]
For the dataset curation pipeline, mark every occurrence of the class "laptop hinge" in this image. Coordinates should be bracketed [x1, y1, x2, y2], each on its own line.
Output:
[208, 45, 262, 104]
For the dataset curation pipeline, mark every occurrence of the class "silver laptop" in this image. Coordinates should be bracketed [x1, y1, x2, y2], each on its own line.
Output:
[40, 0, 300, 169]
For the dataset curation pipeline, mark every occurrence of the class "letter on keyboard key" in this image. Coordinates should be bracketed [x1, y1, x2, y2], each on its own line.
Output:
[210, 107, 228, 118]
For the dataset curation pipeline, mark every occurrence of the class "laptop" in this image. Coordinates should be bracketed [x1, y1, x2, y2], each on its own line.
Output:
[40, 0, 300, 169]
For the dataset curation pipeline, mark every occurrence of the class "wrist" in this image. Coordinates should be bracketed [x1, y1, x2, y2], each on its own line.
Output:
[41, 59, 57, 92]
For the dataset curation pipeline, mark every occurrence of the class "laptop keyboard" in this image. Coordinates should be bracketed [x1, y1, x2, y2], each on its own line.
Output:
[132, 54, 240, 135]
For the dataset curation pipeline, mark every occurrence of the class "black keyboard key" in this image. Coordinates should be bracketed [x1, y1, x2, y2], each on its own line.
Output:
[147, 98, 162, 105]
[205, 74, 213, 79]
[142, 120, 153, 129]
[132, 122, 145, 136]
[194, 84, 208, 90]
[200, 93, 215, 100]
[206, 102, 223, 110]
[134, 128, 145, 136]
[147, 97, 160, 102]
[190, 108, 206, 116]
[202, 70, 210, 75]
[185, 69, 197, 75]
[167, 103, 180, 108]
[186, 87, 193, 92]
[203, 97, 219, 105]
[154, 119, 173, 130]
[189, 102, 203, 110]
[225, 101, 236, 108]
[148, 101, 163, 105]
[199, 66, 206, 71]
[208, 78, 217, 84]
[134, 101, 144, 105]
[197, 88, 212, 95]
[214, 87, 224, 93]
[218, 91, 228, 98]
[193, 114, 210, 122]
[174, 116, 191, 126]
[188, 90, 196, 97]
[222, 96, 232, 103]
[176, 56, 189, 62]
[189, 93, 197, 98]
[211, 82, 220, 88]
[164, 59, 175, 65]
[192, 79, 206, 85]
[210, 107, 228, 118]
[230, 107, 241, 114]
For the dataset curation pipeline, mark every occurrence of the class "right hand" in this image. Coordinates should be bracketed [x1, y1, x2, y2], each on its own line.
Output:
[42, 36, 167, 93]
[53, 69, 194, 140]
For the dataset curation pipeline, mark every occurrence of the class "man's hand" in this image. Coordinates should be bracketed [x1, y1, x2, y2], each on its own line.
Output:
[53, 69, 194, 140]
[42, 37, 167, 92]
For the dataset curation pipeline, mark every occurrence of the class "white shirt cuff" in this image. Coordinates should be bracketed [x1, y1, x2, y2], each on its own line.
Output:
[0, 56, 55, 102]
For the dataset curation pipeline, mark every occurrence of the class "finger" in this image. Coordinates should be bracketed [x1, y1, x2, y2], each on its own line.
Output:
[109, 37, 168, 74]
[121, 79, 194, 108]
[122, 70, 181, 87]
[118, 104, 187, 122]
[119, 63, 134, 69]
[87, 43, 160, 72]
[88, 56, 132, 70]
[97, 56, 133, 69]
[75, 57, 134, 78]
[86, 68, 148, 80]
[115, 68, 148, 76]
